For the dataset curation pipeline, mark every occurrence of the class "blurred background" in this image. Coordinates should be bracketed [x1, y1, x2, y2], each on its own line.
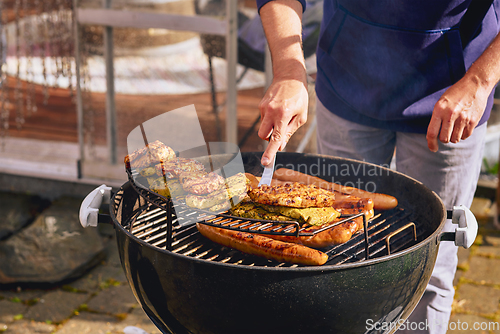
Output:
[0, 0, 321, 187]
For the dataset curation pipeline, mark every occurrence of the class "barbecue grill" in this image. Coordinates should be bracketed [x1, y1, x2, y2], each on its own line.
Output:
[80, 151, 477, 334]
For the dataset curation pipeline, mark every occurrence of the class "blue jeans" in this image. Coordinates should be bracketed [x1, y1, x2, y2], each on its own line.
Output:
[316, 98, 486, 334]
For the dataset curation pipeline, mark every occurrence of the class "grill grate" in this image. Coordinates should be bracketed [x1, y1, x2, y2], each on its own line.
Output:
[127, 168, 369, 238]
[117, 181, 423, 267]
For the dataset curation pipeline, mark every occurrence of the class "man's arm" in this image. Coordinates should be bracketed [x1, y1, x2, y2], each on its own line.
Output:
[427, 32, 500, 152]
[258, 0, 308, 165]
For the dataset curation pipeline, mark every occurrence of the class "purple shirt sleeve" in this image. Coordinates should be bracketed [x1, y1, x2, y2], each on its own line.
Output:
[256, 0, 306, 13]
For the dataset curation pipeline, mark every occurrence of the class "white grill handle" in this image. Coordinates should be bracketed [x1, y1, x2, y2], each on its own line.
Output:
[79, 184, 112, 228]
[450, 205, 478, 249]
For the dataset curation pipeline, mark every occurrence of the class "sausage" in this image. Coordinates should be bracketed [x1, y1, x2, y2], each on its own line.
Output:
[332, 192, 374, 214]
[196, 223, 329, 266]
[253, 191, 374, 248]
[264, 219, 358, 248]
[274, 168, 398, 211]
[340, 187, 398, 211]
[242, 173, 373, 248]
[261, 202, 374, 248]
[245, 173, 260, 189]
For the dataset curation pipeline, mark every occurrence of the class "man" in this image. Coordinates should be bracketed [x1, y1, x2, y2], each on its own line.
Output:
[256, 0, 500, 333]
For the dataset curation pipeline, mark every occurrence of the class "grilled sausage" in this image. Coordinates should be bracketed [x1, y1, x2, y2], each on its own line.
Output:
[339, 187, 397, 211]
[274, 168, 398, 211]
[264, 219, 358, 248]
[261, 204, 373, 248]
[262, 188, 374, 247]
[196, 223, 329, 266]
[245, 173, 260, 189]
[332, 192, 374, 215]
[241, 174, 373, 248]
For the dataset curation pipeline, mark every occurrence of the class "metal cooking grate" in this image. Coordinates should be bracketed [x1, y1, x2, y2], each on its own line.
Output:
[116, 180, 424, 267]
[127, 168, 370, 238]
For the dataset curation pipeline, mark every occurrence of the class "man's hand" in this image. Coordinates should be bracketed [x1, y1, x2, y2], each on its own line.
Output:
[426, 75, 489, 152]
[258, 76, 309, 166]
[427, 32, 500, 152]
[258, 0, 307, 166]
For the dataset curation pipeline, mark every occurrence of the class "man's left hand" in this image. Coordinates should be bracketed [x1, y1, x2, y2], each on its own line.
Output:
[426, 75, 489, 152]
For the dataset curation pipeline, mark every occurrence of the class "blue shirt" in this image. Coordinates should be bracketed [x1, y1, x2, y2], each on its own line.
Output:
[257, 0, 500, 133]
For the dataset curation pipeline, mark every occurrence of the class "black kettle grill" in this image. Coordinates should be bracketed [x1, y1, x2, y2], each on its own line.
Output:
[79, 152, 477, 334]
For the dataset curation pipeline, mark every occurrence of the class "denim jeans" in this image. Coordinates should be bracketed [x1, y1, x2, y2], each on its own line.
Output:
[316, 98, 486, 334]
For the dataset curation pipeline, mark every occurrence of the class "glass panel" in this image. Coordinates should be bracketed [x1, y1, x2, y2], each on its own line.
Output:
[74, 0, 317, 183]
[126, 106, 246, 225]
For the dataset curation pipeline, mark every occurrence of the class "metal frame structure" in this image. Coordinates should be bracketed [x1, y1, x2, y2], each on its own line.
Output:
[73, 0, 238, 170]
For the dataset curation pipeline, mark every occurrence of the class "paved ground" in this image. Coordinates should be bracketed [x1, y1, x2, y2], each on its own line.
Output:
[0, 221, 162, 334]
[448, 195, 500, 334]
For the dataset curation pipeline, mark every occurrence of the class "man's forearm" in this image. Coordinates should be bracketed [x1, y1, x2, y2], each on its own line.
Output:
[427, 32, 500, 151]
[465, 32, 500, 94]
[256, 0, 309, 165]
[259, 0, 307, 82]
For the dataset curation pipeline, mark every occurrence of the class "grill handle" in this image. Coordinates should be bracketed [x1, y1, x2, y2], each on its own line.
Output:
[79, 184, 112, 228]
[440, 205, 478, 249]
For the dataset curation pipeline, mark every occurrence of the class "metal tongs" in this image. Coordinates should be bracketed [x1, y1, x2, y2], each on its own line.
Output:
[258, 153, 276, 186]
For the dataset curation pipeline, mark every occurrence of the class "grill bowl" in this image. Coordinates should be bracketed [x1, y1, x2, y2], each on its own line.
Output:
[104, 152, 448, 334]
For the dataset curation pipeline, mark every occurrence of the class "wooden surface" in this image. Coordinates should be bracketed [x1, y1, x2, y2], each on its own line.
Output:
[0, 75, 317, 183]
[0, 75, 264, 182]
[2, 74, 316, 152]
[2, 75, 262, 146]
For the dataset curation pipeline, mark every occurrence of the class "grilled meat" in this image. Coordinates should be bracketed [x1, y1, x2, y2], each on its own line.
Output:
[274, 168, 398, 210]
[184, 173, 249, 210]
[262, 198, 374, 248]
[185, 188, 229, 210]
[224, 172, 248, 199]
[259, 204, 340, 226]
[230, 202, 340, 226]
[124, 140, 176, 169]
[180, 171, 224, 195]
[148, 177, 184, 198]
[248, 182, 336, 208]
[195, 173, 376, 263]
[332, 193, 374, 216]
[155, 157, 205, 178]
[232, 177, 376, 248]
[230, 202, 292, 221]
